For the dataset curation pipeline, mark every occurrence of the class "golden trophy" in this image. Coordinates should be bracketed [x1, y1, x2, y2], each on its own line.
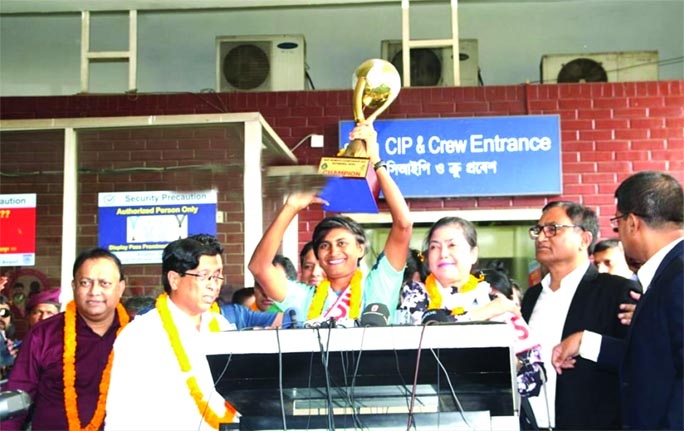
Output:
[318, 59, 401, 213]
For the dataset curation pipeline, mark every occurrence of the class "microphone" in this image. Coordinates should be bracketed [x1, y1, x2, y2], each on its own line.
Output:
[421, 309, 450, 325]
[360, 303, 390, 327]
[0, 390, 31, 421]
[282, 308, 299, 329]
[303, 316, 335, 329]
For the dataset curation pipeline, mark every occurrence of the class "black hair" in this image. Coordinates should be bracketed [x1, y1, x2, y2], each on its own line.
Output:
[615, 171, 684, 229]
[477, 268, 514, 300]
[273, 254, 297, 280]
[312, 215, 366, 260]
[541, 201, 599, 253]
[404, 248, 428, 284]
[299, 241, 315, 267]
[592, 238, 621, 255]
[161, 233, 224, 294]
[231, 287, 255, 306]
[486, 259, 510, 276]
[72, 247, 125, 281]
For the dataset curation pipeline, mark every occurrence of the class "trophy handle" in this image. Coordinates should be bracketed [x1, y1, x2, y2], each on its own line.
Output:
[352, 75, 399, 124]
[353, 75, 368, 123]
[344, 75, 369, 157]
[344, 59, 401, 158]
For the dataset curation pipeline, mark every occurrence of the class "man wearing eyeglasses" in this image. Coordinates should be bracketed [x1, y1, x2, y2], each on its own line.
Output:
[552, 171, 683, 431]
[3, 248, 128, 430]
[520, 201, 640, 431]
[106, 234, 237, 430]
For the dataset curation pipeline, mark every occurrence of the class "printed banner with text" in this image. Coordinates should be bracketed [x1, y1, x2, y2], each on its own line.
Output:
[0, 193, 37, 266]
[339, 115, 562, 197]
[98, 190, 217, 264]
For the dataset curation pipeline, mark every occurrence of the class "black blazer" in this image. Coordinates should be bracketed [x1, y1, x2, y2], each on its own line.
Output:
[520, 264, 639, 430]
[599, 241, 683, 430]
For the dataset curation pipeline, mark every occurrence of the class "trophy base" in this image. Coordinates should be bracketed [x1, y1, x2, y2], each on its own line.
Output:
[317, 157, 380, 213]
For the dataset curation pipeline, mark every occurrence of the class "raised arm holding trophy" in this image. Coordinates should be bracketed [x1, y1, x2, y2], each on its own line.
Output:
[318, 59, 401, 213]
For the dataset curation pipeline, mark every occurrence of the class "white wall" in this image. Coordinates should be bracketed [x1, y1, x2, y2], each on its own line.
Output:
[1, 0, 682, 96]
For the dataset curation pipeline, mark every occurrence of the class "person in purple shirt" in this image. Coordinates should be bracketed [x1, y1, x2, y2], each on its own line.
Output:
[2, 248, 128, 430]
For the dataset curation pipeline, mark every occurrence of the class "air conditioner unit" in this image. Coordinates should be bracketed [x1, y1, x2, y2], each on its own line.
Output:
[540, 51, 658, 84]
[380, 39, 479, 87]
[216, 34, 306, 92]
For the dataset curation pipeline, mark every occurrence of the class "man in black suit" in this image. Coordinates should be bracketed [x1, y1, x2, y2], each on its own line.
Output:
[552, 171, 683, 430]
[521, 201, 639, 430]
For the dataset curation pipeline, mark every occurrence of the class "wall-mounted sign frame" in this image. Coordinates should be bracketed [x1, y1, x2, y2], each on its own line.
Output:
[339, 115, 562, 198]
[98, 190, 218, 264]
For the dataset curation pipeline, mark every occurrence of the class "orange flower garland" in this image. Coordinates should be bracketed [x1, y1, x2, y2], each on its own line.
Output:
[156, 293, 236, 429]
[424, 273, 484, 316]
[307, 269, 363, 320]
[63, 300, 129, 431]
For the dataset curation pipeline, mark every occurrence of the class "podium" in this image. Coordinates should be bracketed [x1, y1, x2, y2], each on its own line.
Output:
[204, 323, 520, 430]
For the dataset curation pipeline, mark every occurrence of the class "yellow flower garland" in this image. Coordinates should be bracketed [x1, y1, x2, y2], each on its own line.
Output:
[424, 273, 484, 316]
[63, 300, 129, 431]
[156, 293, 236, 429]
[209, 302, 221, 332]
[307, 269, 363, 320]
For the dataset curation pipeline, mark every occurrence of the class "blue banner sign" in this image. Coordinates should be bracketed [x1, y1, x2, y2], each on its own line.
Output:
[98, 190, 217, 264]
[339, 115, 562, 197]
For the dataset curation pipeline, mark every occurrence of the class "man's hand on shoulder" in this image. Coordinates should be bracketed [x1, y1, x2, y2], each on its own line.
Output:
[618, 290, 642, 326]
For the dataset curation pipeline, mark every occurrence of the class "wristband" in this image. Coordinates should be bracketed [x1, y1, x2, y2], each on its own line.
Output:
[373, 160, 387, 171]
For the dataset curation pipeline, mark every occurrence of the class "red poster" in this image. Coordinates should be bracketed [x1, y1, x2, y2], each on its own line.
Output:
[0, 194, 37, 266]
[0, 207, 36, 253]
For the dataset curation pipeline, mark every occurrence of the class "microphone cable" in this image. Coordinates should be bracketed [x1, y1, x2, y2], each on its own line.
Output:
[321, 324, 365, 429]
[315, 326, 336, 431]
[391, 343, 418, 425]
[305, 346, 317, 430]
[203, 350, 234, 431]
[348, 325, 370, 430]
[406, 324, 427, 431]
[349, 325, 365, 397]
[275, 327, 288, 431]
[336, 346, 364, 430]
[429, 348, 473, 430]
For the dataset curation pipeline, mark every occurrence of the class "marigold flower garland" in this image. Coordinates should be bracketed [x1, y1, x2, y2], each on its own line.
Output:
[63, 300, 129, 431]
[307, 269, 363, 320]
[425, 273, 484, 315]
[156, 293, 236, 429]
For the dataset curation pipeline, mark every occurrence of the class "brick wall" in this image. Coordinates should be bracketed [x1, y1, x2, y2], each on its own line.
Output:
[1, 81, 683, 297]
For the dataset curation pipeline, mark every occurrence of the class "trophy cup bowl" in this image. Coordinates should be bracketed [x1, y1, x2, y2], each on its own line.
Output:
[317, 59, 401, 213]
[341, 59, 401, 157]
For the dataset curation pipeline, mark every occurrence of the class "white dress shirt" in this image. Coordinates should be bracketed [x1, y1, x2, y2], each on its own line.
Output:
[636, 237, 683, 293]
[527, 260, 589, 429]
[105, 299, 234, 430]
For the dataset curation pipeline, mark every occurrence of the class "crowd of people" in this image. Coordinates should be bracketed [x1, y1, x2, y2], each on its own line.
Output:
[0, 122, 681, 430]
